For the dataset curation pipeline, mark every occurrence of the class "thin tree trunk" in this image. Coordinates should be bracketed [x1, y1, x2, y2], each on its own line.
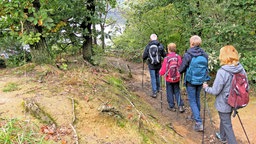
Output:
[100, 23, 105, 49]
[93, 23, 97, 45]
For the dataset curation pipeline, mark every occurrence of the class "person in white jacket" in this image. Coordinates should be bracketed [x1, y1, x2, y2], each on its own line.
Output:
[203, 45, 248, 144]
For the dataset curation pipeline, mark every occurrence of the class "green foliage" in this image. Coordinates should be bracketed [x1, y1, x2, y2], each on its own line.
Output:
[207, 51, 219, 72]
[0, 119, 45, 144]
[116, 119, 126, 128]
[113, 2, 185, 61]
[112, 0, 256, 86]
[0, 0, 117, 64]
[107, 76, 123, 88]
[20, 32, 41, 45]
[2, 82, 19, 92]
[6, 51, 32, 67]
[91, 45, 106, 66]
[59, 63, 68, 71]
[240, 52, 256, 84]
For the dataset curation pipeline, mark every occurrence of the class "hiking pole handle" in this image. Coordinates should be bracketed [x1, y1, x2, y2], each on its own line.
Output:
[202, 82, 208, 91]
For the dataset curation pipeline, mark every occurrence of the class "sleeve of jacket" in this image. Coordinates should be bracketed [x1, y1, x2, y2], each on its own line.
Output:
[142, 45, 149, 61]
[179, 53, 191, 74]
[158, 43, 166, 58]
[178, 55, 182, 67]
[159, 57, 167, 76]
[205, 69, 225, 96]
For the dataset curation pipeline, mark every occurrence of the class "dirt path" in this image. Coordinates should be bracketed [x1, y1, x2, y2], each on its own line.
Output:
[109, 57, 256, 144]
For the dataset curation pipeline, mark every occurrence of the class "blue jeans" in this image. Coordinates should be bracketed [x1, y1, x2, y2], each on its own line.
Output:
[186, 83, 202, 124]
[149, 69, 160, 94]
[166, 81, 184, 108]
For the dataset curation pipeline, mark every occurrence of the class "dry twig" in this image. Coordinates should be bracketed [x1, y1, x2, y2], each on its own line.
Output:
[70, 124, 78, 144]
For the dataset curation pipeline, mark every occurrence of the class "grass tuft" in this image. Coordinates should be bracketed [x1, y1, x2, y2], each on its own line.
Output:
[0, 118, 45, 144]
[2, 82, 19, 92]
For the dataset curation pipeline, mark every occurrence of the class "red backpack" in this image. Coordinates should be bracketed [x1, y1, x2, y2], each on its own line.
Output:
[165, 55, 180, 83]
[227, 72, 249, 113]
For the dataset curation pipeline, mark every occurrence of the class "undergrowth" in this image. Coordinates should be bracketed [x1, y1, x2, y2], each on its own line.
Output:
[0, 118, 46, 144]
[2, 82, 19, 92]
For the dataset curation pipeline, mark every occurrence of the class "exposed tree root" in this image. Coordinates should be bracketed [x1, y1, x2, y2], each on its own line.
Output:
[70, 123, 78, 144]
[23, 98, 56, 125]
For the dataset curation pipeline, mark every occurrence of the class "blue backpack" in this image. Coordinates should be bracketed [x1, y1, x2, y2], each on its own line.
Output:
[185, 55, 209, 85]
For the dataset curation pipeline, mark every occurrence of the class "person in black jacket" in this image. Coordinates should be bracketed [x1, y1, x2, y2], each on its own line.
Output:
[143, 34, 166, 98]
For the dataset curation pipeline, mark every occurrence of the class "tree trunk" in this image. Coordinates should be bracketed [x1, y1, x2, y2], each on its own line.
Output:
[82, 33, 93, 62]
[25, 0, 52, 64]
[100, 23, 105, 49]
[81, 0, 95, 62]
[93, 23, 97, 45]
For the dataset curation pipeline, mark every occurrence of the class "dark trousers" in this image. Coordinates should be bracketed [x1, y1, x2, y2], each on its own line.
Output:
[166, 81, 184, 108]
[218, 111, 237, 144]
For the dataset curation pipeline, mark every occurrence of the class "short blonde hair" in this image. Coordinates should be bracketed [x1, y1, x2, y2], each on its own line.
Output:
[167, 43, 176, 52]
[219, 45, 239, 66]
[150, 34, 157, 41]
[190, 35, 202, 47]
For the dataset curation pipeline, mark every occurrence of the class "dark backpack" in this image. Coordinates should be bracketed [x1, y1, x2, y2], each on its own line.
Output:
[165, 55, 180, 83]
[227, 72, 249, 113]
[149, 44, 161, 65]
[185, 55, 209, 85]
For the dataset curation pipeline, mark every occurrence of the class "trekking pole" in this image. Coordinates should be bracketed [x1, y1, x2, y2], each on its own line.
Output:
[142, 61, 144, 88]
[177, 87, 181, 118]
[205, 97, 214, 126]
[236, 111, 250, 144]
[202, 89, 207, 144]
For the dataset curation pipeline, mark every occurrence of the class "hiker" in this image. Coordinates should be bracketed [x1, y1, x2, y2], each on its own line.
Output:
[203, 45, 248, 144]
[143, 34, 166, 98]
[179, 35, 210, 132]
[159, 43, 185, 113]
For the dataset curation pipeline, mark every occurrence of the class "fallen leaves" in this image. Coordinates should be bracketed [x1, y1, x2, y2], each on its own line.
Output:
[40, 124, 73, 142]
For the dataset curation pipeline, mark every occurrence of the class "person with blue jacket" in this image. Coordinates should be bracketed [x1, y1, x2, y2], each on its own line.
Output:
[179, 35, 209, 132]
[143, 34, 166, 98]
[203, 45, 248, 144]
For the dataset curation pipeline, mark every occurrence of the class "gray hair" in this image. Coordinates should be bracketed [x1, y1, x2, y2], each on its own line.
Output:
[150, 34, 157, 41]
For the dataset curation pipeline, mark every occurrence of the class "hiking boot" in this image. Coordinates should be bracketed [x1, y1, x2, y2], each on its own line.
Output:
[193, 123, 203, 132]
[151, 93, 157, 98]
[178, 106, 185, 113]
[167, 107, 176, 112]
[215, 132, 227, 144]
[186, 115, 194, 121]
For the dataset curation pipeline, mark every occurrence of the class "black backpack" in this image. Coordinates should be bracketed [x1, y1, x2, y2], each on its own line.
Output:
[148, 44, 161, 65]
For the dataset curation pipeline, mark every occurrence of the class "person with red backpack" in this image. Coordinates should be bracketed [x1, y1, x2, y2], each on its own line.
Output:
[159, 43, 185, 113]
[203, 45, 249, 144]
